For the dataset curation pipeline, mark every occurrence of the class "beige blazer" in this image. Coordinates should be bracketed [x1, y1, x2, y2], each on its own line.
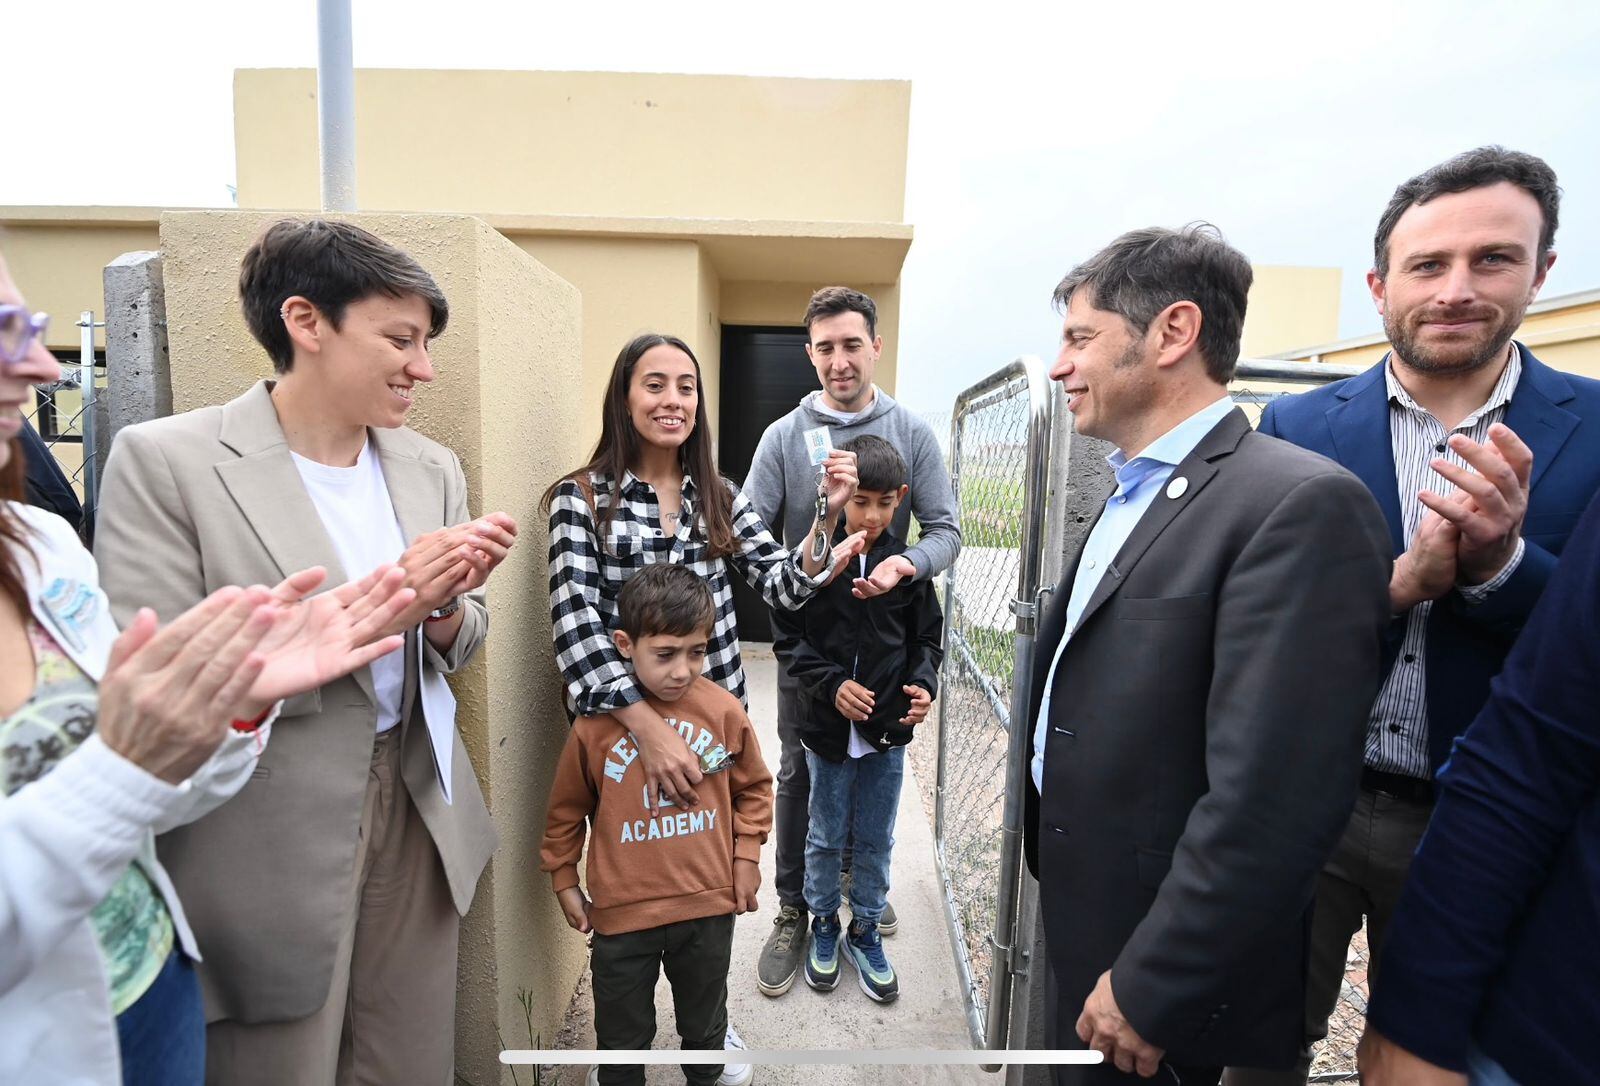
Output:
[93, 380, 497, 1024]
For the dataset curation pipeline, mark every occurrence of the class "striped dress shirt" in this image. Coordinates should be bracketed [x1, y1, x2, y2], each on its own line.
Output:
[1368, 346, 1527, 778]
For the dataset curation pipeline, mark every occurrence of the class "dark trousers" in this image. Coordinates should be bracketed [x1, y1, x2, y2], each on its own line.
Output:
[1223, 784, 1434, 1086]
[591, 914, 734, 1086]
[1046, 960, 1221, 1086]
[775, 673, 859, 911]
[774, 673, 812, 909]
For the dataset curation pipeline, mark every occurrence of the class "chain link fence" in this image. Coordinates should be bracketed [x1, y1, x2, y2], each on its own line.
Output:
[922, 358, 1052, 1053]
[23, 313, 105, 537]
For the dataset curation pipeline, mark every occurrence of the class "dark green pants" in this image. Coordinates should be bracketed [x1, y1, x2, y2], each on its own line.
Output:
[591, 913, 734, 1086]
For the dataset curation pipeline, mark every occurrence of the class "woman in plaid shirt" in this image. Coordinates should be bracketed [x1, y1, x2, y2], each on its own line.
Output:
[544, 333, 863, 810]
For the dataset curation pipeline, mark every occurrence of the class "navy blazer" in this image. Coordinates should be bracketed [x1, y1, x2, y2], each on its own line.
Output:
[1258, 344, 1600, 772]
[1365, 486, 1600, 1083]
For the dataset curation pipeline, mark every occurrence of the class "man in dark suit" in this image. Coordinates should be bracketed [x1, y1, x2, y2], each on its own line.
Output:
[1024, 224, 1393, 1084]
[1228, 147, 1600, 1086]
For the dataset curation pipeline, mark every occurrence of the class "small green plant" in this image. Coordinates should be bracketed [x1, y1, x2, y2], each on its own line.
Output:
[489, 988, 554, 1086]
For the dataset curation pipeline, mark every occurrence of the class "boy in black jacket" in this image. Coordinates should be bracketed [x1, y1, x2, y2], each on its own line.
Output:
[770, 434, 943, 1004]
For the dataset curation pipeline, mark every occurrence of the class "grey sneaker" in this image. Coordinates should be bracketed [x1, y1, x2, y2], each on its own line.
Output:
[840, 869, 897, 936]
[756, 904, 807, 997]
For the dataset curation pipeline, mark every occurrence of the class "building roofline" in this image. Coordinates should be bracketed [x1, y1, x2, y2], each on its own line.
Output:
[1268, 286, 1600, 359]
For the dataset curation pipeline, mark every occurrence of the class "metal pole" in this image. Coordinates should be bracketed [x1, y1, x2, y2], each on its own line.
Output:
[77, 311, 98, 536]
[317, 0, 357, 211]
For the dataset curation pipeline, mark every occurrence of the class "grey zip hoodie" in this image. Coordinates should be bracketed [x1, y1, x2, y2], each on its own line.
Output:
[742, 388, 961, 580]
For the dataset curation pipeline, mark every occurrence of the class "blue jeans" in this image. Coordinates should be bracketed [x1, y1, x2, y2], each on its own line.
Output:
[116, 948, 205, 1086]
[1467, 1045, 1520, 1086]
[803, 746, 903, 924]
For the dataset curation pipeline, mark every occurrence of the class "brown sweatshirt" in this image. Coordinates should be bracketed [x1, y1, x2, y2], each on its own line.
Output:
[540, 677, 774, 935]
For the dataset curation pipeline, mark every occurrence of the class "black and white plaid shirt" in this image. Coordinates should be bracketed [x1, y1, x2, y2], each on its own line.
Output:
[548, 470, 823, 716]
[1370, 345, 1526, 778]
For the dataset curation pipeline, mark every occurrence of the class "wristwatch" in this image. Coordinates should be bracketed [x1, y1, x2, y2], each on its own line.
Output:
[426, 597, 462, 623]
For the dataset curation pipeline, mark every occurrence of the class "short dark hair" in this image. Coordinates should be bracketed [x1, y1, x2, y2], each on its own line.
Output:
[841, 434, 907, 494]
[1374, 146, 1561, 278]
[239, 219, 449, 374]
[804, 286, 877, 340]
[1052, 223, 1252, 385]
[617, 563, 716, 640]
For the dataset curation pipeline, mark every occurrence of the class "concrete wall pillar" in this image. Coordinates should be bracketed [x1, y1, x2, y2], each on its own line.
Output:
[100, 250, 172, 482]
[158, 210, 586, 1085]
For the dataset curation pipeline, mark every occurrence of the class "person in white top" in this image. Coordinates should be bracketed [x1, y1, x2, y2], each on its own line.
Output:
[0, 248, 414, 1085]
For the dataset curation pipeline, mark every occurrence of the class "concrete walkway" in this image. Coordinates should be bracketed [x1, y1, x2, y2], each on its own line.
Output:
[553, 646, 990, 1085]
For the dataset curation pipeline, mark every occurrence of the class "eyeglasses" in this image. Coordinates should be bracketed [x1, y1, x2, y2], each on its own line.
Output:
[0, 305, 50, 368]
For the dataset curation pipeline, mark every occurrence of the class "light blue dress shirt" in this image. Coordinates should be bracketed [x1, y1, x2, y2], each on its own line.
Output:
[1030, 396, 1237, 794]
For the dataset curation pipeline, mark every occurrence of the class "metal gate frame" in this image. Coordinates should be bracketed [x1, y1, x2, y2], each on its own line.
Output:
[934, 355, 1054, 1054]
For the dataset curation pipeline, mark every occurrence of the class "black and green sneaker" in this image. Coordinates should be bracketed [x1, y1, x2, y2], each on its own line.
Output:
[804, 913, 842, 992]
[844, 918, 899, 1003]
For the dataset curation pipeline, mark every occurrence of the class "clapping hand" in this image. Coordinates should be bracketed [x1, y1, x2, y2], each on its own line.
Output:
[1420, 424, 1531, 585]
[243, 563, 414, 709]
[392, 512, 518, 632]
[98, 586, 282, 784]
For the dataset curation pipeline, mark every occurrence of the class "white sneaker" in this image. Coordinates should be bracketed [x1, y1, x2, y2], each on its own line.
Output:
[586, 1066, 599, 1086]
[717, 1022, 753, 1086]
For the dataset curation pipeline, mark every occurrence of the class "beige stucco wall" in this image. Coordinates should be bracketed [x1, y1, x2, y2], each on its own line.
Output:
[0, 214, 159, 349]
[511, 234, 710, 457]
[1240, 265, 1342, 359]
[158, 210, 586, 1083]
[235, 69, 910, 224]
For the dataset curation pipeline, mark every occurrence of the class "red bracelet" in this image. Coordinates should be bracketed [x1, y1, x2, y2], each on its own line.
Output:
[230, 706, 271, 733]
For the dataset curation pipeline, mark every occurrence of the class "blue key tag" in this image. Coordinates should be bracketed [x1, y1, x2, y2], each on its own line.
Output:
[803, 425, 834, 466]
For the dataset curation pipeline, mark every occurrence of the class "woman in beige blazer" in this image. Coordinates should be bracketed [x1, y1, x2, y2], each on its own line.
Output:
[93, 220, 518, 1085]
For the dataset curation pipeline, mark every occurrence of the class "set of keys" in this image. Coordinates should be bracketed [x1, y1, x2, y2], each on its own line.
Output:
[804, 424, 835, 564]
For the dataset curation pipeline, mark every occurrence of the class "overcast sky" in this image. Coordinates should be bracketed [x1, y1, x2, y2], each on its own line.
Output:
[6, 0, 1597, 416]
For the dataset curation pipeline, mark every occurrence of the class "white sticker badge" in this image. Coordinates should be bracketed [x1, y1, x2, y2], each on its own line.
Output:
[803, 425, 834, 466]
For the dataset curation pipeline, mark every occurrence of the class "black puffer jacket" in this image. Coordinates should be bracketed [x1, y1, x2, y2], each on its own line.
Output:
[771, 529, 944, 762]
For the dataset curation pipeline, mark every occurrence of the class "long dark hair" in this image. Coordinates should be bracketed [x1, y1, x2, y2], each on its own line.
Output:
[543, 333, 737, 559]
[0, 439, 35, 614]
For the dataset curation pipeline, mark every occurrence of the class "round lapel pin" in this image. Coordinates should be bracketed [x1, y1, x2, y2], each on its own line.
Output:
[1166, 476, 1189, 500]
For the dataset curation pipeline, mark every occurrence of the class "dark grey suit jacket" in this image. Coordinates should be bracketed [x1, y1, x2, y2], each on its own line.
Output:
[1022, 408, 1391, 1070]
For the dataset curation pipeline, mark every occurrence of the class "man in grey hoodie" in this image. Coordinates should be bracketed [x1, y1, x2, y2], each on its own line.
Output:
[742, 285, 961, 997]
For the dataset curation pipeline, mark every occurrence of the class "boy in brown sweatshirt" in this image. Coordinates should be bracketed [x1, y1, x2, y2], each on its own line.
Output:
[541, 563, 774, 1086]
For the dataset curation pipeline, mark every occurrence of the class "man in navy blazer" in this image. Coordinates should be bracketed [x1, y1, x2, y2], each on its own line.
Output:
[1225, 147, 1600, 1086]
